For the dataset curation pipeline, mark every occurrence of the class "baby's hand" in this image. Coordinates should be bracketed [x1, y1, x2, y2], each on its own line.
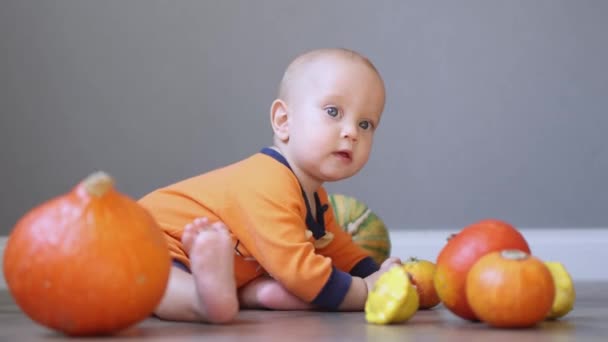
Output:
[363, 256, 403, 292]
[379, 256, 402, 271]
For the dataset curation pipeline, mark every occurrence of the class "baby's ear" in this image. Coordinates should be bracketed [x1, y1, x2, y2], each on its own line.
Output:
[270, 99, 289, 141]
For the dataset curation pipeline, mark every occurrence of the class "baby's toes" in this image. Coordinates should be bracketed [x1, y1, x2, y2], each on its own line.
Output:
[209, 221, 231, 235]
[193, 217, 210, 229]
[181, 222, 199, 253]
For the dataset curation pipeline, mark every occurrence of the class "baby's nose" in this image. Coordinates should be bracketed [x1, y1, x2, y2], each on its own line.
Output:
[341, 123, 359, 140]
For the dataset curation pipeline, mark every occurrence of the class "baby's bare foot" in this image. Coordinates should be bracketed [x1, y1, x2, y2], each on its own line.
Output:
[183, 218, 238, 323]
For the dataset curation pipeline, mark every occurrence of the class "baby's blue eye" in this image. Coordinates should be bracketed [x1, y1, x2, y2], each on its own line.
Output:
[359, 121, 373, 130]
[326, 107, 339, 117]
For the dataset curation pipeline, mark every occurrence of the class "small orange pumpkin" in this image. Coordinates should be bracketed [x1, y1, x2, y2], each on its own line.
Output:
[434, 219, 530, 320]
[466, 250, 555, 328]
[2, 172, 171, 336]
[402, 257, 440, 309]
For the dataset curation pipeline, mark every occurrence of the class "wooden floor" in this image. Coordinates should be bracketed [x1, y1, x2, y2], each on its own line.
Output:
[1, 282, 606, 341]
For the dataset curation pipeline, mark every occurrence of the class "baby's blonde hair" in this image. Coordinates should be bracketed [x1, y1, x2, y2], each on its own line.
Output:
[277, 48, 381, 101]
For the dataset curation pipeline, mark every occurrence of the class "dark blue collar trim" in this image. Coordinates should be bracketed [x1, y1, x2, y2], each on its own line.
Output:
[260, 147, 292, 171]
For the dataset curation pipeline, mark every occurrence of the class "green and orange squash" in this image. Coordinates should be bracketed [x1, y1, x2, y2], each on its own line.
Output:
[329, 193, 391, 265]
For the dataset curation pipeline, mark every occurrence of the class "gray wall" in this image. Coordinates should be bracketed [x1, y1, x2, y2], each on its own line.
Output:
[1, 0, 606, 235]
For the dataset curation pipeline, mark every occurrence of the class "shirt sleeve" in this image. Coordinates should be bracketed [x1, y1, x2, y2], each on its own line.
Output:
[314, 187, 380, 277]
[221, 170, 353, 310]
[349, 257, 379, 277]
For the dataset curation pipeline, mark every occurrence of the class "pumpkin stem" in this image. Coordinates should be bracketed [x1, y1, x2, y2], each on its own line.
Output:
[500, 249, 529, 260]
[408, 256, 419, 262]
[446, 233, 457, 241]
[83, 171, 115, 197]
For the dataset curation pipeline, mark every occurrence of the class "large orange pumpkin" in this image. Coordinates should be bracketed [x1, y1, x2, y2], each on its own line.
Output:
[434, 219, 530, 321]
[466, 250, 555, 328]
[2, 171, 171, 336]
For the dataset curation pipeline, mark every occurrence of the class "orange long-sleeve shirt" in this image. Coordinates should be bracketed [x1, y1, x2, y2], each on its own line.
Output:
[138, 148, 378, 309]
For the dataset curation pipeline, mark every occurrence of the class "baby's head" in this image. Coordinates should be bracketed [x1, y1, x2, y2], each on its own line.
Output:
[270, 48, 385, 189]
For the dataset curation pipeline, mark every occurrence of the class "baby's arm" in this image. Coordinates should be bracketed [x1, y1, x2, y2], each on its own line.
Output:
[224, 175, 401, 311]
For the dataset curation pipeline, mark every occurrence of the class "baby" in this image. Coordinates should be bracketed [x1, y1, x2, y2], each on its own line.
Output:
[139, 48, 401, 323]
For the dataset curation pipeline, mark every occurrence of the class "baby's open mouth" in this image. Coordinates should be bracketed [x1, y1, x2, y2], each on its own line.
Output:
[334, 151, 352, 160]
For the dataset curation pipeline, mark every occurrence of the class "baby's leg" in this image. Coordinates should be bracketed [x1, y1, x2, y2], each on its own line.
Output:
[153, 218, 238, 323]
[238, 276, 314, 310]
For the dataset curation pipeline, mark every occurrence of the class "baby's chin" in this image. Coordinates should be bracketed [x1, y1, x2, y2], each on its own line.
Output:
[319, 169, 360, 183]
